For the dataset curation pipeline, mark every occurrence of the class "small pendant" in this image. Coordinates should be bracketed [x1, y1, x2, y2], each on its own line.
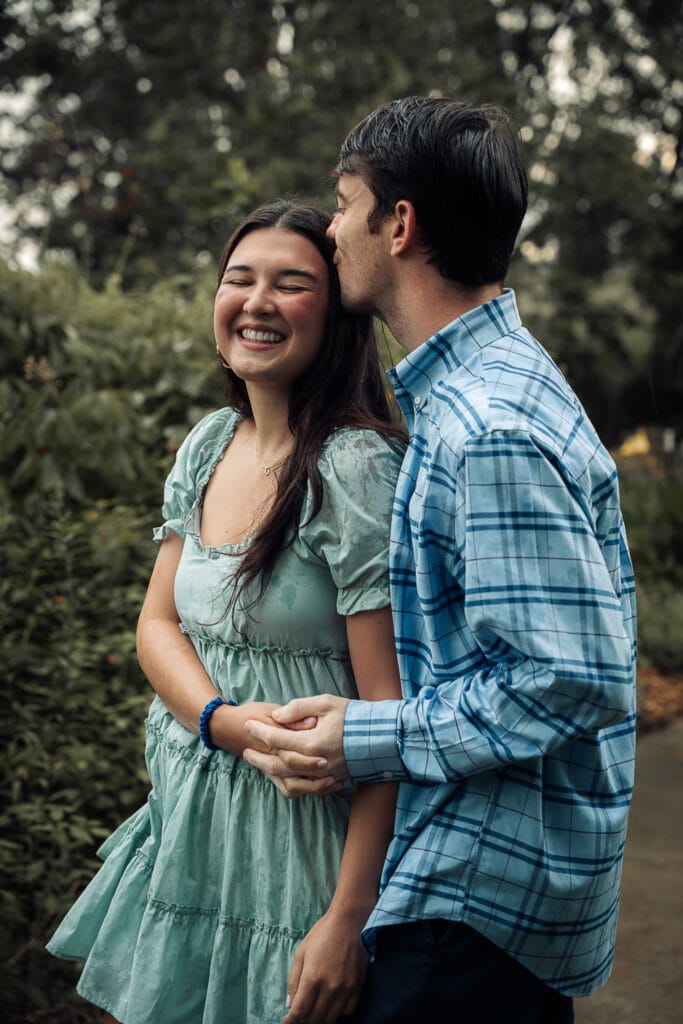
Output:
[264, 466, 270, 475]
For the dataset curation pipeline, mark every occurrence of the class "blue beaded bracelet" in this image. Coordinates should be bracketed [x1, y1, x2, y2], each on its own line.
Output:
[199, 696, 236, 751]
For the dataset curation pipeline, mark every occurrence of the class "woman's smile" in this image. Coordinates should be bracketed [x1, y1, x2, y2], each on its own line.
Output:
[237, 325, 287, 347]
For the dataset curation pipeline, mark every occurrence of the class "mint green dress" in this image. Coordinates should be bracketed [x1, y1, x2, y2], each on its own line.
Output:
[47, 408, 402, 1024]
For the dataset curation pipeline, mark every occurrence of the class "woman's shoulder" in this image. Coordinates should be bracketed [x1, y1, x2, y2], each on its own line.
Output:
[321, 425, 404, 461]
[184, 406, 240, 444]
[317, 426, 404, 492]
[169, 406, 241, 486]
[175, 406, 240, 459]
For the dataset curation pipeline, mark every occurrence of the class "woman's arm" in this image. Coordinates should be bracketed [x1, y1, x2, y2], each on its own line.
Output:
[136, 533, 280, 757]
[283, 606, 401, 1024]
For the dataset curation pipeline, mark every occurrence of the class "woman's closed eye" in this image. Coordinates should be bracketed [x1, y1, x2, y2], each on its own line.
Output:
[223, 277, 251, 287]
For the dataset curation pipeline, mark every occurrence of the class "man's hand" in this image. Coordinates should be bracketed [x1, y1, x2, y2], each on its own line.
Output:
[211, 700, 284, 758]
[243, 695, 350, 798]
[282, 908, 369, 1024]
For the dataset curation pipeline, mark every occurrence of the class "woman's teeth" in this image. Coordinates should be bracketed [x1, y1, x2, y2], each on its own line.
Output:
[240, 328, 285, 343]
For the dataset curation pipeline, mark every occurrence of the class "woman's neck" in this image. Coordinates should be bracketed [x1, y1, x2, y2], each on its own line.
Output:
[245, 383, 294, 463]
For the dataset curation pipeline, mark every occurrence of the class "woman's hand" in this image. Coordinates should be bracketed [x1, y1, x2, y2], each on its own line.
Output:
[283, 909, 368, 1024]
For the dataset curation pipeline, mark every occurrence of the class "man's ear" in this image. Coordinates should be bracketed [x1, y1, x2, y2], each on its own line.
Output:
[389, 200, 419, 256]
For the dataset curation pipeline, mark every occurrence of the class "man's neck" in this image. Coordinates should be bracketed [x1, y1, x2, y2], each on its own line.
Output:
[384, 277, 504, 354]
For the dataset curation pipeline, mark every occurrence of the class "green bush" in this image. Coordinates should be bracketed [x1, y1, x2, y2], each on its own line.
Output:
[635, 582, 683, 674]
[1, 501, 153, 1019]
[619, 463, 683, 587]
[618, 455, 683, 672]
[0, 259, 219, 514]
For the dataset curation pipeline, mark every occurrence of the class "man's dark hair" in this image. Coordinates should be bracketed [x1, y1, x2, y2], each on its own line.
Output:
[338, 96, 528, 287]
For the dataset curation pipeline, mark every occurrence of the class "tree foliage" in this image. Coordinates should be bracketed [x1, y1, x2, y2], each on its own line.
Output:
[2, 1, 682, 441]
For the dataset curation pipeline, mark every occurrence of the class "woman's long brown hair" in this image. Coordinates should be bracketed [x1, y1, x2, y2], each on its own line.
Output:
[215, 199, 406, 613]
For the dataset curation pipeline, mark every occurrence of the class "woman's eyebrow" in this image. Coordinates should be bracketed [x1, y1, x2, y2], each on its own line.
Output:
[280, 268, 318, 282]
[224, 263, 318, 282]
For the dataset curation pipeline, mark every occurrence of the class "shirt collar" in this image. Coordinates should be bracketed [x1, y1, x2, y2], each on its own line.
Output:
[387, 288, 522, 413]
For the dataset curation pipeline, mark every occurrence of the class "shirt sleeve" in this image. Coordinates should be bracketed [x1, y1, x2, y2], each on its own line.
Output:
[152, 408, 238, 543]
[301, 430, 403, 616]
[344, 430, 636, 782]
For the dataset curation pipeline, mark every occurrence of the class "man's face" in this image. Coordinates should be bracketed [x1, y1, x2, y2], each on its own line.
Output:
[326, 173, 390, 316]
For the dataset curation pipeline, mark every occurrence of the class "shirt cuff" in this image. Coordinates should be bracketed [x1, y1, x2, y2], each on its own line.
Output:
[342, 699, 408, 782]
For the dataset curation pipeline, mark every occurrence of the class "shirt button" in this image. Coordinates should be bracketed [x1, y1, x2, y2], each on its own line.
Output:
[414, 396, 422, 407]
[381, 770, 394, 779]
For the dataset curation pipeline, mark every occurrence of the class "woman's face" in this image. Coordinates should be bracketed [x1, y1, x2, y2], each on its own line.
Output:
[214, 227, 330, 392]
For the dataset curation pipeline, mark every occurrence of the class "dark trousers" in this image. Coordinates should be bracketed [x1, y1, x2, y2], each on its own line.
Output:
[342, 920, 574, 1024]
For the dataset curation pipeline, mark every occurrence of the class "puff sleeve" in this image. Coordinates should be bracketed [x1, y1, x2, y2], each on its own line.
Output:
[152, 408, 240, 543]
[301, 429, 403, 616]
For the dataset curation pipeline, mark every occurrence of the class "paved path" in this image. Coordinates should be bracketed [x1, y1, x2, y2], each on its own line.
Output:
[575, 717, 683, 1024]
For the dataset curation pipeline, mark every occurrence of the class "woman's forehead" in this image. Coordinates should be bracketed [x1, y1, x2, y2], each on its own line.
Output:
[229, 227, 327, 277]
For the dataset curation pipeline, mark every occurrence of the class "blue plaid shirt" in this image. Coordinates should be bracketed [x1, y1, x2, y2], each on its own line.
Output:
[343, 290, 637, 997]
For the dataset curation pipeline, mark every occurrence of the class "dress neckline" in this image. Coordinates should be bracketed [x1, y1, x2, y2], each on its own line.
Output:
[189, 410, 253, 556]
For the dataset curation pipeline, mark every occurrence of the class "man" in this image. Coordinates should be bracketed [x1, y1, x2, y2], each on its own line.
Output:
[244, 97, 637, 1023]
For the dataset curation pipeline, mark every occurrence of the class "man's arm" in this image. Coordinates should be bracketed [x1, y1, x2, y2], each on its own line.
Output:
[245, 433, 635, 791]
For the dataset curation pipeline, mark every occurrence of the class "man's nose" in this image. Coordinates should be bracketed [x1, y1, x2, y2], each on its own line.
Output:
[326, 214, 339, 241]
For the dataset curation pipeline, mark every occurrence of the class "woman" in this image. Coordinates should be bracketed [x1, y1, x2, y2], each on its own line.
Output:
[47, 201, 405, 1024]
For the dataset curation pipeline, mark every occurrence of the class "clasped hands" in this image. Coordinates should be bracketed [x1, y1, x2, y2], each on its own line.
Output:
[242, 694, 350, 799]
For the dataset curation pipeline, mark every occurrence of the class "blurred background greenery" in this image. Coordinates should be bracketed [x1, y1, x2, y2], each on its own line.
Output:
[1, 0, 682, 1019]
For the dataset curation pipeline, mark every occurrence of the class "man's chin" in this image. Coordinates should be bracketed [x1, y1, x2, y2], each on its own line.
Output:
[339, 287, 375, 316]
